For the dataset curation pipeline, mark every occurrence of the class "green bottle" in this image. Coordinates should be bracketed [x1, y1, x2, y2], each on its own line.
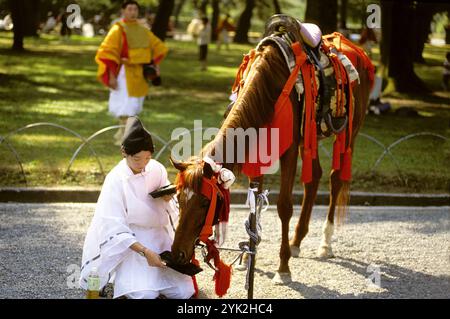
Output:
[86, 267, 100, 299]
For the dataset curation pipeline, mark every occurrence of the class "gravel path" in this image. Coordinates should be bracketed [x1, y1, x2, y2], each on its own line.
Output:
[0, 203, 448, 299]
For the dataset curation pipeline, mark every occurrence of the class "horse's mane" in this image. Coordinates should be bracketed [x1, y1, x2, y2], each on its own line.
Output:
[202, 44, 291, 173]
[174, 156, 204, 194]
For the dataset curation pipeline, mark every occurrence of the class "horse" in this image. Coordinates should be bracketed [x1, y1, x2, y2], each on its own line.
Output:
[170, 16, 374, 285]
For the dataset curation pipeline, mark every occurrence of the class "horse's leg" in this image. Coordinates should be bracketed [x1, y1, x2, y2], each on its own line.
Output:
[317, 58, 371, 258]
[317, 168, 341, 258]
[317, 139, 354, 258]
[272, 144, 299, 285]
[289, 147, 322, 257]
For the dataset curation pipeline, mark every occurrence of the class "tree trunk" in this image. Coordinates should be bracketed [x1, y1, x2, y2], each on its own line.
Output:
[9, 0, 40, 51]
[380, 0, 429, 93]
[273, 0, 282, 14]
[211, 0, 220, 42]
[412, 3, 435, 63]
[200, 0, 208, 15]
[446, 10, 450, 44]
[234, 0, 255, 43]
[152, 0, 175, 41]
[339, 0, 347, 29]
[173, 0, 187, 28]
[305, 0, 337, 34]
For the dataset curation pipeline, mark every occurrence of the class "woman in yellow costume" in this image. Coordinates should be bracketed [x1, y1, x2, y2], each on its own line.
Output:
[95, 1, 168, 144]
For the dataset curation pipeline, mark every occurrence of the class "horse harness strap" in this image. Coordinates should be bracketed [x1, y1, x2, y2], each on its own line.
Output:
[256, 34, 306, 98]
[198, 176, 222, 243]
[198, 174, 232, 298]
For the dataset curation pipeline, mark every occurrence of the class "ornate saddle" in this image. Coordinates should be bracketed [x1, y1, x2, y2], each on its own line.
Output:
[261, 14, 359, 137]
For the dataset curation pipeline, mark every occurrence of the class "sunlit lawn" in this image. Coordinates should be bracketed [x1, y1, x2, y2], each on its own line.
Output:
[0, 32, 449, 193]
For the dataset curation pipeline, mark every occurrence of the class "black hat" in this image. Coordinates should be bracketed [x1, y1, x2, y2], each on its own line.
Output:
[121, 116, 154, 155]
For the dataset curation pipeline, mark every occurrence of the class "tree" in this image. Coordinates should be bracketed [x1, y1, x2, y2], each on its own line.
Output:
[173, 0, 187, 28]
[339, 0, 347, 29]
[234, 0, 255, 43]
[151, 0, 175, 41]
[273, 0, 281, 14]
[8, 0, 40, 51]
[211, 0, 220, 41]
[380, 0, 428, 93]
[305, 0, 337, 34]
[411, 3, 435, 63]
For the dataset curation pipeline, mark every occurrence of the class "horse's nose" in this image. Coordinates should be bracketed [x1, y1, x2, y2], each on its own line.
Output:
[177, 251, 186, 263]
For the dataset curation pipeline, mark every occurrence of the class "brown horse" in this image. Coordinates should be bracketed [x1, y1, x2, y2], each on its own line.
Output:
[170, 29, 374, 284]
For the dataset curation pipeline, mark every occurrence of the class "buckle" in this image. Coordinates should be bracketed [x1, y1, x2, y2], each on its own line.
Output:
[325, 112, 348, 134]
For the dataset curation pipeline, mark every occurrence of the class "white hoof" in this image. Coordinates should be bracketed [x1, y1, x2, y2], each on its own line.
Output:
[317, 245, 334, 259]
[290, 245, 300, 258]
[272, 272, 292, 285]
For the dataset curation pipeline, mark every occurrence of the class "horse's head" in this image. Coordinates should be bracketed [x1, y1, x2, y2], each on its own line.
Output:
[170, 156, 233, 265]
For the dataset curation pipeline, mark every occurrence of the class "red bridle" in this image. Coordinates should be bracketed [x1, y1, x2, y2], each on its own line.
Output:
[175, 167, 232, 298]
[176, 172, 224, 243]
[198, 175, 224, 243]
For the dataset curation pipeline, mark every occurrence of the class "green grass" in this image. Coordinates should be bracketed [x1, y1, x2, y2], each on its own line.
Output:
[0, 33, 449, 193]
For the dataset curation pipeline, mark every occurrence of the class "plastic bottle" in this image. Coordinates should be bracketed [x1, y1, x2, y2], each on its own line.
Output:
[86, 267, 100, 299]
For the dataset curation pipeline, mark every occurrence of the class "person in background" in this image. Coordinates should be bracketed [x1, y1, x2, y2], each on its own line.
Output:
[58, 10, 72, 40]
[42, 12, 56, 34]
[368, 66, 391, 115]
[198, 17, 211, 71]
[95, 1, 168, 145]
[216, 14, 235, 51]
[186, 9, 203, 41]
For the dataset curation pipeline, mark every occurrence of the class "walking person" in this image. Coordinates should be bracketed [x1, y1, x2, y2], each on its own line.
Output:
[198, 17, 211, 71]
[216, 14, 235, 51]
[95, 1, 168, 145]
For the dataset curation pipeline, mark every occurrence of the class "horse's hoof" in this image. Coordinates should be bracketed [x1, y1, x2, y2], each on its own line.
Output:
[290, 245, 300, 258]
[317, 246, 334, 259]
[272, 272, 292, 285]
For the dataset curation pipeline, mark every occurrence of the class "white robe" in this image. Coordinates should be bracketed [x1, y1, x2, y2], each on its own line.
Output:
[108, 65, 145, 118]
[79, 159, 194, 299]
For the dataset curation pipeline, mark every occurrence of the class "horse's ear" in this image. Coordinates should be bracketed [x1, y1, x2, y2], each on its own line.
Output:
[203, 162, 214, 178]
[170, 156, 187, 171]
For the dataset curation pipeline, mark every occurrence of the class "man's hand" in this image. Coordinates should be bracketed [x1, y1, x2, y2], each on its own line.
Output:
[144, 248, 166, 268]
[162, 194, 173, 202]
[109, 75, 118, 90]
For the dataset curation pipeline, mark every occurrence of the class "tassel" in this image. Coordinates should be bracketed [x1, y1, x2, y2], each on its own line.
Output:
[340, 148, 352, 181]
[301, 149, 312, 183]
[191, 257, 200, 298]
[339, 131, 346, 154]
[332, 138, 341, 170]
[214, 260, 232, 297]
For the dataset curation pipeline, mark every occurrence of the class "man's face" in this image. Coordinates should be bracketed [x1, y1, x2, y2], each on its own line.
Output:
[122, 4, 139, 21]
[124, 150, 152, 174]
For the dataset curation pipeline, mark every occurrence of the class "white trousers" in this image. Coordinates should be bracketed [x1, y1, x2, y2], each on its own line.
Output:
[125, 281, 195, 299]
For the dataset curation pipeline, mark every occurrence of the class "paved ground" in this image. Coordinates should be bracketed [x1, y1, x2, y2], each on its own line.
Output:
[0, 203, 448, 299]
